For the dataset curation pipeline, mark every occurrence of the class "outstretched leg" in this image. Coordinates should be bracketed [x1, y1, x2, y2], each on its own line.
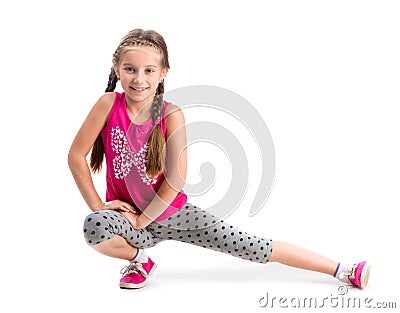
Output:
[153, 202, 350, 282]
[148, 202, 273, 263]
[269, 240, 338, 275]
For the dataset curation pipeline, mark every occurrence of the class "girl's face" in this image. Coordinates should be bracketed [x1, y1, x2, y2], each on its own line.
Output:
[115, 46, 168, 106]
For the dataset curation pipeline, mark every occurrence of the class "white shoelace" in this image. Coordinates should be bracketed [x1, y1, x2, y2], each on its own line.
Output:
[337, 263, 357, 284]
[120, 262, 148, 277]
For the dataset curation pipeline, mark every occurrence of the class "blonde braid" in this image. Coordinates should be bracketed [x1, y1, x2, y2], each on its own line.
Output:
[105, 68, 118, 92]
[146, 80, 166, 178]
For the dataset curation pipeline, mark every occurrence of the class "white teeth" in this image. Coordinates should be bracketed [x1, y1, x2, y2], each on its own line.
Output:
[132, 87, 147, 91]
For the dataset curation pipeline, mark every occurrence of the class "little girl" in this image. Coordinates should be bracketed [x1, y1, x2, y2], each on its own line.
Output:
[68, 29, 370, 289]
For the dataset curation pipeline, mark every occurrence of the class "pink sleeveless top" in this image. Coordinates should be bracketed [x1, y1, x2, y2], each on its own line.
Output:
[101, 92, 187, 222]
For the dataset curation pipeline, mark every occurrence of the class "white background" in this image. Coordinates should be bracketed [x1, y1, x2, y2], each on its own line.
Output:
[1, 0, 399, 312]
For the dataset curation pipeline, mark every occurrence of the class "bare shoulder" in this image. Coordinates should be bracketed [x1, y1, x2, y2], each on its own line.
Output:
[165, 102, 185, 121]
[87, 92, 117, 124]
[79, 92, 116, 133]
[96, 92, 116, 111]
[69, 92, 117, 156]
[165, 102, 186, 137]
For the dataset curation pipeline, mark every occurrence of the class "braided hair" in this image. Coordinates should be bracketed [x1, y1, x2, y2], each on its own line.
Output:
[90, 29, 170, 179]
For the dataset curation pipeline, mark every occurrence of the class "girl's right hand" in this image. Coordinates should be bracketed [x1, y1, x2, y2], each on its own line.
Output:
[95, 200, 139, 214]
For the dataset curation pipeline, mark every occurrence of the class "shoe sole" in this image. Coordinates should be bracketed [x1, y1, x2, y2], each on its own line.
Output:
[119, 280, 147, 289]
[119, 263, 157, 289]
[360, 262, 371, 288]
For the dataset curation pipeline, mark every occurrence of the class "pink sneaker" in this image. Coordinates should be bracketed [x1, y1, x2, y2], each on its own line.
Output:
[348, 261, 371, 288]
[337, 261, 371, 288]
[119, 257, 157, 289]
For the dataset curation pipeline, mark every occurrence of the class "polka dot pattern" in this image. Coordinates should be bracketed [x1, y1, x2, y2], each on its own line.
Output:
[83, 210, 162, 248]
[83, 202, 273, 264]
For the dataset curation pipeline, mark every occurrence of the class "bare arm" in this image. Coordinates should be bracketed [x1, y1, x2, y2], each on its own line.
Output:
[68, 93, 135, 213]
[68, 93, 114, 210]
[135, 104, 187, 227]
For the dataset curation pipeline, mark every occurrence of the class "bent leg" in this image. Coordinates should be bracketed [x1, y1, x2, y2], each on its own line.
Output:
[83, 210, 163, 260]
[92, 235, 137, 260]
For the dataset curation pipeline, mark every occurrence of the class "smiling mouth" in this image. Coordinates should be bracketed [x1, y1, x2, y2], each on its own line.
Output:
[130, 86, 149, 91]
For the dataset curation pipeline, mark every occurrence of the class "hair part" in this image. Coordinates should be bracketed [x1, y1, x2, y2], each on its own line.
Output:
[90, 29, 169, 179]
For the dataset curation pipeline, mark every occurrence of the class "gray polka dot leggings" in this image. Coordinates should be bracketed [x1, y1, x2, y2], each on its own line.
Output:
[83, 202, 273, 263]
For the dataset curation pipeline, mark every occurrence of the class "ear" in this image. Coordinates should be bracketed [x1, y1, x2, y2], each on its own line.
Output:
[160, 67, 169, 82]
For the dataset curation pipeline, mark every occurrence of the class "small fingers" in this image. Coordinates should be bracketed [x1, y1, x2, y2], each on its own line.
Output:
[103, 200, 138, 214]
[121, 203, 138, 214]
[117, 205, 130, 212]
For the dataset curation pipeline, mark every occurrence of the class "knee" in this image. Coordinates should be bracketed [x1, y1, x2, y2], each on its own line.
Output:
[83, 210, 113, 246]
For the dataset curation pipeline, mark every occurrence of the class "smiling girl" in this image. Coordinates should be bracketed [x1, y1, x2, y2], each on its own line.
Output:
[68, 29, 370, 289]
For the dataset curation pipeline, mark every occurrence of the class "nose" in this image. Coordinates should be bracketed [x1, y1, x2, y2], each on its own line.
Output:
[133, 70, 145, 84]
